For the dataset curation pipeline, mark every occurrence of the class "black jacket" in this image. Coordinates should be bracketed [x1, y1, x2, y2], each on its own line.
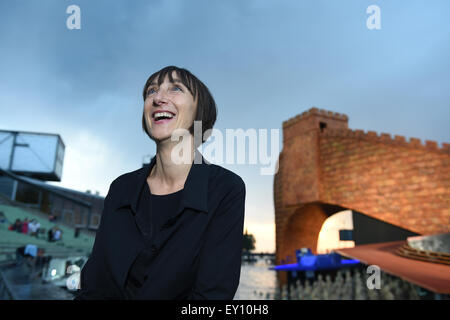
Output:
[75, 152, 246, 300]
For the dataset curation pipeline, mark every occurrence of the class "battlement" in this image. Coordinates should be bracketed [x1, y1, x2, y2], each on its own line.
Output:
[321, 128, 450, 154]
[282, 107, 448, 154]
[283, 107, 349, 129]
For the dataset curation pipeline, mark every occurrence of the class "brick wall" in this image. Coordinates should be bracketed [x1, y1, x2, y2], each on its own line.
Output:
[274, 107, 450, 279]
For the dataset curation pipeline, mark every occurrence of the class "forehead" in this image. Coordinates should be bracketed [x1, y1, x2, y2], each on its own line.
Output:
[150, 71, 182, 86]
[145, 69, 197, 99]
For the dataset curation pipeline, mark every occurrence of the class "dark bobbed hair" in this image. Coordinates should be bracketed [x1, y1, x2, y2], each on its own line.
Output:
[141, 66, 217, 144]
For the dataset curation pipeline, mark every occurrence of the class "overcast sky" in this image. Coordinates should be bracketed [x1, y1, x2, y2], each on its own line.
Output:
[1, 0, 449, 252]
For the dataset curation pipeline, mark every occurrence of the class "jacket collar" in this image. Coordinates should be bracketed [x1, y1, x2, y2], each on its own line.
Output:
[126, 149, 210, 216]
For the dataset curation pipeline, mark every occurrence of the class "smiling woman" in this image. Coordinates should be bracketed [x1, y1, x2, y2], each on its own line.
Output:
[75, 66, 247, 300]
[141, 66, 217, 148]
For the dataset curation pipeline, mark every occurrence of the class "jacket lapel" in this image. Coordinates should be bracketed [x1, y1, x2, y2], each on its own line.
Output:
[111, 150, 210, 217]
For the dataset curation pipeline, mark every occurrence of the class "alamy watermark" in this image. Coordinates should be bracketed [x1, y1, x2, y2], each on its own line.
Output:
[366, 5, 381, 30]
[170, 121, 279, 176]
[66, 5, 81, 30]
[66, 5, 381, 31]
[366, 265, 381, 289]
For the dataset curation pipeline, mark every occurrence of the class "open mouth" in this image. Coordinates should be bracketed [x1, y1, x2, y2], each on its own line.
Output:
[152, 111, 176, 124]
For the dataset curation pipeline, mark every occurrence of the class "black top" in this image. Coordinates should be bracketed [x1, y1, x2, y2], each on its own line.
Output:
[76, 151, 246, 300]
[124, 184, 183, 299]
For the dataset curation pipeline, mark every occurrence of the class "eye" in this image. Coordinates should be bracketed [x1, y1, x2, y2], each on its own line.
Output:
[147, 87, 157, 96]
[171, 85, 183, 92]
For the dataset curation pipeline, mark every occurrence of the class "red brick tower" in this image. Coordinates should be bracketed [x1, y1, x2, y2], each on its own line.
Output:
[274, 107, 450, 284]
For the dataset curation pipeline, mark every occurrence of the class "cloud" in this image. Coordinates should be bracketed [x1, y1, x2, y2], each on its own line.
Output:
[48, 129, 126, 196]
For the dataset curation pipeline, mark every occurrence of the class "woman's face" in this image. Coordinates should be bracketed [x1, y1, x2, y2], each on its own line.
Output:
[144, 72, 197, 143]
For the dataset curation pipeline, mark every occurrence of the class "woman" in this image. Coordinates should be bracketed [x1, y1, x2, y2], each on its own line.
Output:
[76, 66, 246, 300]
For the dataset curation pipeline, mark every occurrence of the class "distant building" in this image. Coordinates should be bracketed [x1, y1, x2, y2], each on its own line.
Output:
[0, 129, 104, 230]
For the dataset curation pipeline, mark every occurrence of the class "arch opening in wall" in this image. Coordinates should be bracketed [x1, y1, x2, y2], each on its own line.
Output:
[280, 202, 347, 262]
[316, 210, 355, 254]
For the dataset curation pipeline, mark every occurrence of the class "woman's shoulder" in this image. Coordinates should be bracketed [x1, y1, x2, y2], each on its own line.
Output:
[106, 161, 246, 198]
[206, 162, 245, 192]
[112, 167, 145, 183]
[107, 167, 147, 195]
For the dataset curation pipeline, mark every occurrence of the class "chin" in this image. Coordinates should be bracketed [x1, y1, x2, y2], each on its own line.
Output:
[151, 134, 172, 142]
[150, 130, 175, 142]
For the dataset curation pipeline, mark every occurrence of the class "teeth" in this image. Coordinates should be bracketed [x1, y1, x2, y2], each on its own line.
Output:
[154, 112, 174, 120]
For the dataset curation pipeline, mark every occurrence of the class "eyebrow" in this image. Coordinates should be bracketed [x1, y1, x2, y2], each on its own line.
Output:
[148, 79, 183, 87]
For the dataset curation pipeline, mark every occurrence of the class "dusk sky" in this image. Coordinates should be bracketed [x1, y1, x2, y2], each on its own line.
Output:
[1, 0, 449, 252]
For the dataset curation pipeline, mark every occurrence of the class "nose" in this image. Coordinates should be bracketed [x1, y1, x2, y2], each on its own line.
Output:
[153, 88, 168, 105]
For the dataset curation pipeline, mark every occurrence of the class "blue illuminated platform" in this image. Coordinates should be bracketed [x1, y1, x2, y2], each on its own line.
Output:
[270, 248, 360, 272]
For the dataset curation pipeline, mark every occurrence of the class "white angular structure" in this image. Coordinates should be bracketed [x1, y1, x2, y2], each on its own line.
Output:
[0, 130, 65, 181]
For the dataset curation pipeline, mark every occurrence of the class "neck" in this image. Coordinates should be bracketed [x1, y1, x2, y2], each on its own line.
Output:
[149, 135, 195, 190]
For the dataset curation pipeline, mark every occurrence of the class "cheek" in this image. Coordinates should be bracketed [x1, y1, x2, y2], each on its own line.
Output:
[188, 102, 198, 122]
[143, 102, 153, 122]
[144, 100, 152, 114]
[176, 100, 197, 125]
[182, 107, 197, 127]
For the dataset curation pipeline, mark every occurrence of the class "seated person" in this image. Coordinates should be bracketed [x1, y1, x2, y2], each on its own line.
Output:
[16, 245, 49, 279]
[52, 227, 63, 241]
[16, 244, 39, 266]
[9, 219, 22, 232]
[28, 219, 41, 237]
[0, 211, 7, 224]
